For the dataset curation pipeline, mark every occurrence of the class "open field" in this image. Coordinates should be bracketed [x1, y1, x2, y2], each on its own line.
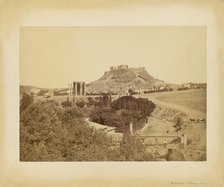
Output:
[156, 90, 206, 113]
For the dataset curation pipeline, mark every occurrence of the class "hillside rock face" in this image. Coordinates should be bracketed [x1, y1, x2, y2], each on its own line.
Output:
[87, 65, 164, 94]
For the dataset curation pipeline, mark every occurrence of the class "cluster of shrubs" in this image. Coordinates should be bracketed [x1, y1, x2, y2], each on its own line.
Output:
[86, 92, 117, 96]
[61, 97, 102, 108]
[148, 88, 173, 93]
[177, 87, 189, 91]
[129, 88, 173, 95]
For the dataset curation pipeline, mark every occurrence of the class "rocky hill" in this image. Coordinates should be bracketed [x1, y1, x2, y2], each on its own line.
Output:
[87, 65, 165, 94]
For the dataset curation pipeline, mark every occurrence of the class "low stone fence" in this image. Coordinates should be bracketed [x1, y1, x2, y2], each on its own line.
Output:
[132, 135, 179, 145]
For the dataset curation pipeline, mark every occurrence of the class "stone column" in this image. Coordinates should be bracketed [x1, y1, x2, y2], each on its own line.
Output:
[73, 82, 77, 96]
[76, 82, 78, 96]
[77, 82, 81, 96]
[82, 82, 86, 96]
[80, 82, 83, 95]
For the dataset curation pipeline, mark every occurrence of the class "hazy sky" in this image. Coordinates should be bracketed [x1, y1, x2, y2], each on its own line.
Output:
[20, 27, 206, 88]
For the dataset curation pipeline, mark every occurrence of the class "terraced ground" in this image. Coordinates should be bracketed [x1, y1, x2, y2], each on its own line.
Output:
[137, 89, 206, 161]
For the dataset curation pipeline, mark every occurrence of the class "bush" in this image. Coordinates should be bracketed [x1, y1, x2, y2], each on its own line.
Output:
[187, 138, 192, 145]
[100, 93, 111, 107]
[61, 97, 72, 107]
[173, 117, 183, 131]
[76, 100, 85, 108]
[166, 149, 185, 161]
[120, 135, 154, 161]
[177, 87, 188, 91]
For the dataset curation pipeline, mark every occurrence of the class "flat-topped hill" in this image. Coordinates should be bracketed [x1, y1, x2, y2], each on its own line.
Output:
[87, 65, 165, 93]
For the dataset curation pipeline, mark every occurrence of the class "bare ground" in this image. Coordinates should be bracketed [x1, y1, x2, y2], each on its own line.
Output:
[136, 90, 206, 161]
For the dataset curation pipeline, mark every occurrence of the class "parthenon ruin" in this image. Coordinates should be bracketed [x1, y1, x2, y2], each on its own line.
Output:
[68, 82, 86, 96]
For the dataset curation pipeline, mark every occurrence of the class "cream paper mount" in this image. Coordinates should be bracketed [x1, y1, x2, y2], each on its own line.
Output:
[0, 0, 224, 187]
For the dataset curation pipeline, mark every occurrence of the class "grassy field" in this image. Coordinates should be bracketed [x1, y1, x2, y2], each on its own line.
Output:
[156, 90, 206, 113]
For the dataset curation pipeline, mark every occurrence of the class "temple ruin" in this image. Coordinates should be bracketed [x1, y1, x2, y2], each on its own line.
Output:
[68, 82, 86, 96]
[110, 65, 128, 71]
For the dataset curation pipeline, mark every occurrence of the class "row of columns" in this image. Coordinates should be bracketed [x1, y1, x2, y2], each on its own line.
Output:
[69, 82, 86, 96]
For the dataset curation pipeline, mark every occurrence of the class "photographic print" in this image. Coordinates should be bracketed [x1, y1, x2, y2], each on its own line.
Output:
[1, 0, 224, 186]
[20, 26, 206, 161]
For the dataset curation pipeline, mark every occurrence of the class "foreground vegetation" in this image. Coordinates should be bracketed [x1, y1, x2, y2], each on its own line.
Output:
[20, 94, 154, 161]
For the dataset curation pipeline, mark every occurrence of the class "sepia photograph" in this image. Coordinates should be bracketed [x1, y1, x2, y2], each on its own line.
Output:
[1, 0, 224, 186]
[20, 26, 206, 161]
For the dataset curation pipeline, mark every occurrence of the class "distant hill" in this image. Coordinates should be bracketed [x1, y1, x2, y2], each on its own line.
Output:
[20, 85, 43, 95]
[20, 85, 70, 96]
[87, 65, 165, 93]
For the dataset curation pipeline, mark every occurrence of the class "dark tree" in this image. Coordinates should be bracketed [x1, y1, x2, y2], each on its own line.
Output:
[89, 96, 156, 133]
[100, 93, 110, 107]
[111, 96, 155, 118]
[76, 100, 85, 108]
[20, 93, 33, 111]
[61, 97, 72, 108]
[173, 117, 183, 131]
